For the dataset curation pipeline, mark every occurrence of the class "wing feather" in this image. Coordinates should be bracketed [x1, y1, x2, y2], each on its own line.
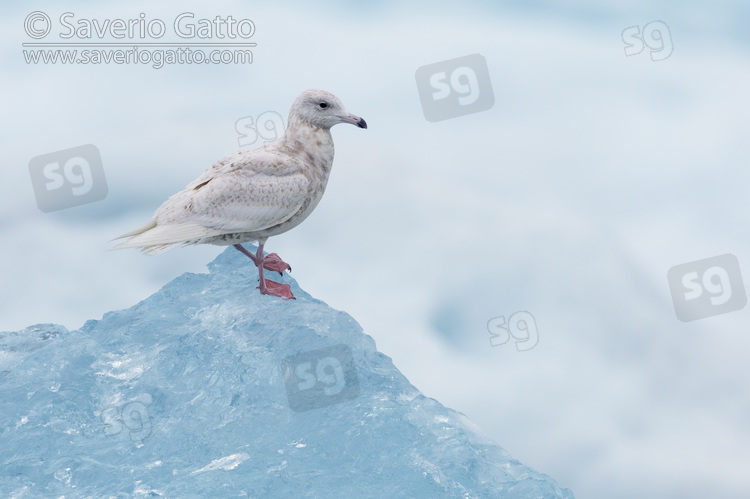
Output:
[114, 146, 309, 251]
[157, 169, 308, 233]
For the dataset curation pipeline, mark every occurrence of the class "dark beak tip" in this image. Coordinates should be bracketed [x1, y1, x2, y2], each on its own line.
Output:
[358, 118, 368, 129]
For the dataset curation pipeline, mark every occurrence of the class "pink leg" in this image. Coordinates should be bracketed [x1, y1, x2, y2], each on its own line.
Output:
[234, 243, 294, 299]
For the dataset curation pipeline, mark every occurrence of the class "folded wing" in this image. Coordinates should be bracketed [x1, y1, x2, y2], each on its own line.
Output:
[114, 149, 309, 252]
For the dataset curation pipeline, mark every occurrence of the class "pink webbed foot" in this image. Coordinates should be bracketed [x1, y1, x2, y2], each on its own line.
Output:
[262, 253, 291, 275]
[259, 279, 294, 300]
[233, 243, 294, 299]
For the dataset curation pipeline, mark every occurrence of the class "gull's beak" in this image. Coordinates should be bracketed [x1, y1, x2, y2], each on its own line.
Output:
[339, 113, 367, 129]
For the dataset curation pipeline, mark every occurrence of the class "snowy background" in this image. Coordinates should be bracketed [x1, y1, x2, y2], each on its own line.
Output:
[2, 1, 749, 497]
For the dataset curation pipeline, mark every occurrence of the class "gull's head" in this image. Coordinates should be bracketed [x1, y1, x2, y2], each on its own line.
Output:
[290, 89, 367, 130]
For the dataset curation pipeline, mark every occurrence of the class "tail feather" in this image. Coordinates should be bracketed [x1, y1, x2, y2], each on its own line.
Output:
[114, 219, 158, 240]
[138, 243, 185, 255]
[112, 221, 223, 253]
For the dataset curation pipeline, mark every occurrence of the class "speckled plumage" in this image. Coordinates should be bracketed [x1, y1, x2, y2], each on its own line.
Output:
[114, 90, 366, 255]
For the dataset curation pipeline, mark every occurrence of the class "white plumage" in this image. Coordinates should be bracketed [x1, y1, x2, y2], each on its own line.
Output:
[114, 89, 367, 298]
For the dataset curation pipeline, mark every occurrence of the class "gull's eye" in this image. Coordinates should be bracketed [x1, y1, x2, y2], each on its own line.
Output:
[318, 101, 328, 109]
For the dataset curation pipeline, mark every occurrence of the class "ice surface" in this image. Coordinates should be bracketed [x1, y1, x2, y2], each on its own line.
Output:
[0, 247, 574, 498]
